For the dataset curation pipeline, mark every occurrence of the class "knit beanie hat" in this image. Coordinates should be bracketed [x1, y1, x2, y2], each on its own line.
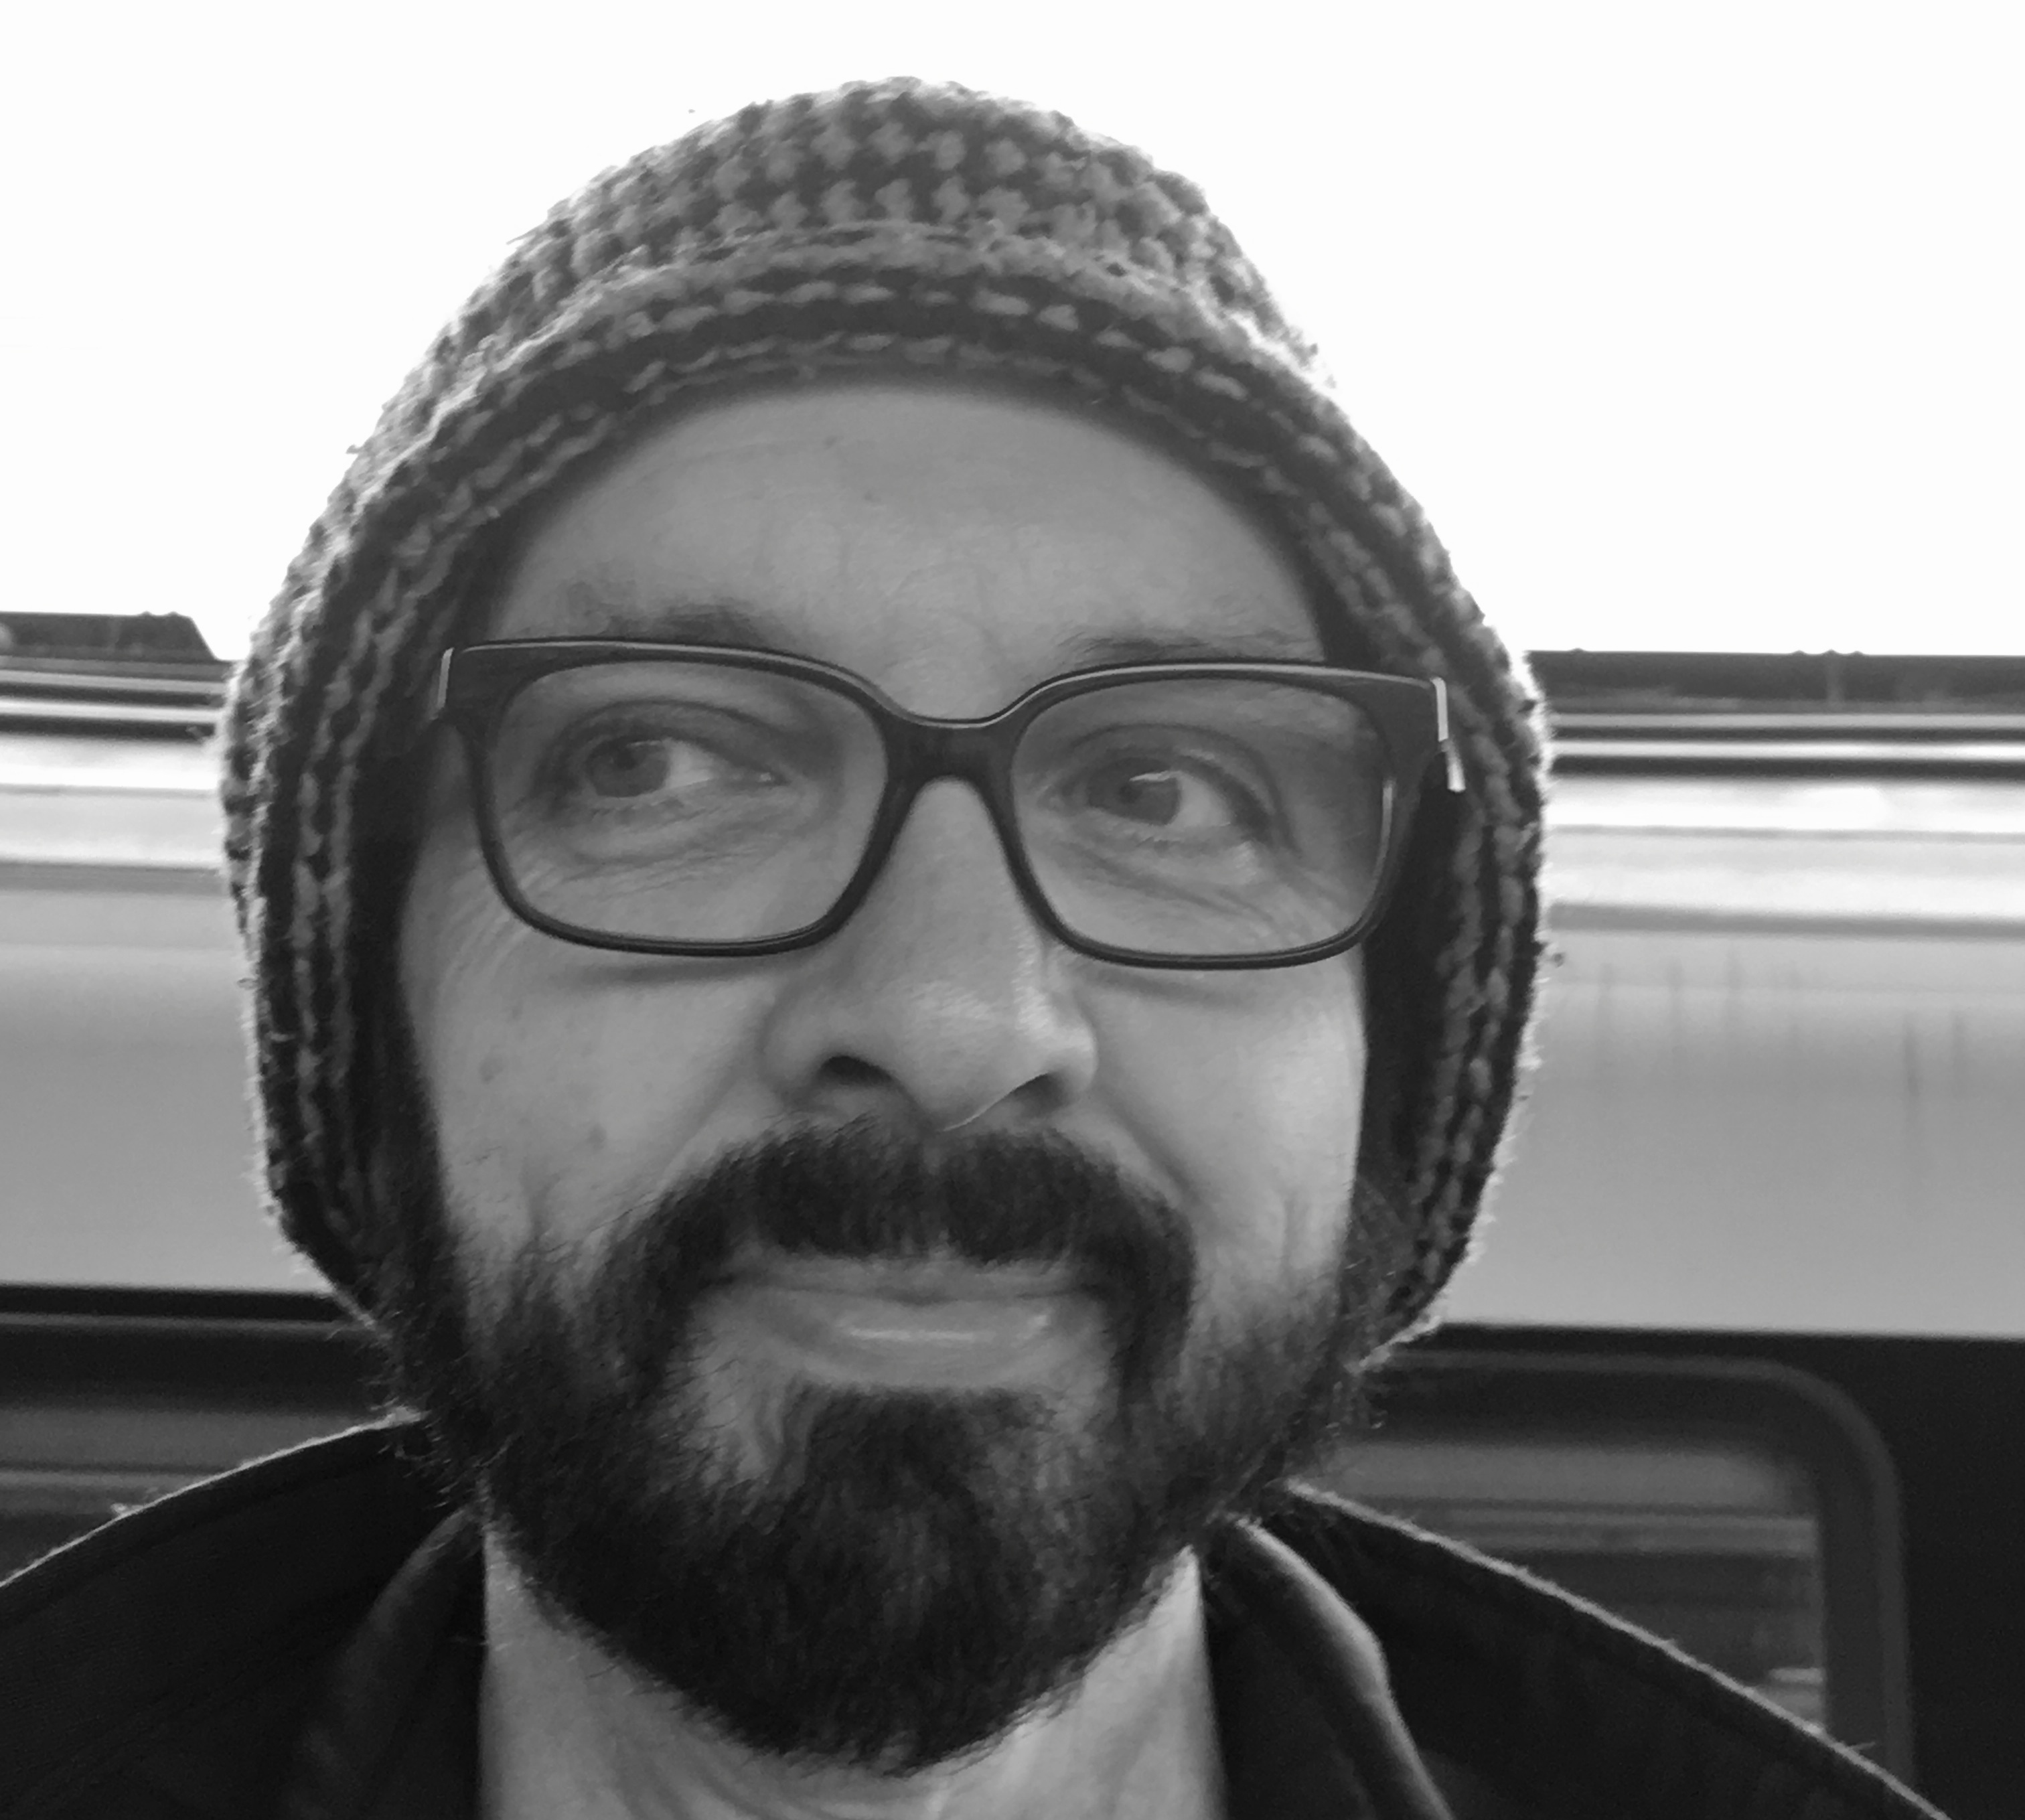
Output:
[220, 76, 1546, 1340]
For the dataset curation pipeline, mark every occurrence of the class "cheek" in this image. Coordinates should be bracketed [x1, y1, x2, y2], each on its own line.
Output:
[400, 842, 557, 1240]
[400, 835, 765, 1247]
[1098, 962, 1365, 1290]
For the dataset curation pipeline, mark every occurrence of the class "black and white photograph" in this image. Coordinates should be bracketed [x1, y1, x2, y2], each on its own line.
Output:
[0, 7, 2018, 1816]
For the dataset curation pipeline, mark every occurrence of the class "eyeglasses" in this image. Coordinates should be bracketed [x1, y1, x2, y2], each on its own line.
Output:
[430, 641, 1456, 970]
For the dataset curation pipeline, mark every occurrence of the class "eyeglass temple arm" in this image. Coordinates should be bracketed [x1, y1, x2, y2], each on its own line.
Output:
[430, 649, 455, 721]
[1433, 678, 1464, 793]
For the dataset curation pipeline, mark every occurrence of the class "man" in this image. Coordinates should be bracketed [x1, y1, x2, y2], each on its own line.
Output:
[0, 79, 1939, 1820]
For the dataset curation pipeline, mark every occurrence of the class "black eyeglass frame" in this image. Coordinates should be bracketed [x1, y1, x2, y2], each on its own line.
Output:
[431, 639, 1458, 970]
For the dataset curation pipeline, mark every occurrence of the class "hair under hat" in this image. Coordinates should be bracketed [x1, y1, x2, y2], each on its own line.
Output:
[220, 76, 1546, 1339]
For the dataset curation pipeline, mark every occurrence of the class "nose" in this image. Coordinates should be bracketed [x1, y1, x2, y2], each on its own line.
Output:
[755, 780, 1100, 1132]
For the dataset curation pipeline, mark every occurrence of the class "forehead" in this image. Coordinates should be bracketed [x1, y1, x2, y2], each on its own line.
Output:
[483, 375, 1326, 708]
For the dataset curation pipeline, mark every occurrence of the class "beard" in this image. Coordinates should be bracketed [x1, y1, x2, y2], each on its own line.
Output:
[366, 1087, 1395, 1774]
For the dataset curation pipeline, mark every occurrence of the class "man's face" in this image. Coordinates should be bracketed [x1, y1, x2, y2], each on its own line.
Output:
[388, 376, 1379, 1767]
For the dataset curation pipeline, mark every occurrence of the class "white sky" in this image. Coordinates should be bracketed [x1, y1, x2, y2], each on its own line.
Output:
[5, 1, 2020, 659]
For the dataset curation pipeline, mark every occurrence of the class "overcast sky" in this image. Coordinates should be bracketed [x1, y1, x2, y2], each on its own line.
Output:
[7, 1, 2019, 658]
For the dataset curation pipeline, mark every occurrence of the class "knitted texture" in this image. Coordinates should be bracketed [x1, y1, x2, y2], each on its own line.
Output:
[220, 77, 1547, 1339]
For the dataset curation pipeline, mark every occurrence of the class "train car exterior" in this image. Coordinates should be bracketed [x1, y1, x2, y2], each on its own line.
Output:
[3, 639, 2020, 1815]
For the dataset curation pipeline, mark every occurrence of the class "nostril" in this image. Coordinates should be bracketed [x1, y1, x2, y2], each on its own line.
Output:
[803, 1047, 1060, 1135]
[814, 1054, 895, 1094]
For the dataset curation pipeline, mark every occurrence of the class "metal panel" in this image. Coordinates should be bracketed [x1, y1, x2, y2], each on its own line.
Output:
[1447, 773, 2025, 1334]
[4, 731, 2022, 1334]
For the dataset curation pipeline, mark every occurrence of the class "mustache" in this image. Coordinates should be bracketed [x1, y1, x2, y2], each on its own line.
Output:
[554, 1120, 1199, 1394]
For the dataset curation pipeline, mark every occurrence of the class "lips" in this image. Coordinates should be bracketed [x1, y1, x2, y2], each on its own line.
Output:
[709, 1252, 1106, 1387]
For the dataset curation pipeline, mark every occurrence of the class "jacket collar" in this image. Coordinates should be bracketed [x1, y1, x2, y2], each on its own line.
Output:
[1, 1422, 1947, 1820]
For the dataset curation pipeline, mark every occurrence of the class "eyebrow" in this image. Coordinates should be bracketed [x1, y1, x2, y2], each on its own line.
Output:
[1055, 627, 1322, 666]
[554, 588, 792, 648]
[546, 586, 1323, 667]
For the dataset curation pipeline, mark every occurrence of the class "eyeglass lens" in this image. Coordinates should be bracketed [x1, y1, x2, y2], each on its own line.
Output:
[483, 662, 1390, 957]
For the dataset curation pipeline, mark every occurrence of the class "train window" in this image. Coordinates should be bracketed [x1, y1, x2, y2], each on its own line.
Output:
[0, 1298, 378, 1580]
[1332, 1426, 1825, 1722]
[0, 1413, 360, 1582]
[1316, 1349, 1912, 1776]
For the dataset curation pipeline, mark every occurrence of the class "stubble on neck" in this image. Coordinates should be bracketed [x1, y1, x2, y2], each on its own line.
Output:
[475, 1533, 1227, 1820]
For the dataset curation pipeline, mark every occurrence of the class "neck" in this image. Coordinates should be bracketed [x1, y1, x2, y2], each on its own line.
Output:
[477, 1536, 1226, 1820]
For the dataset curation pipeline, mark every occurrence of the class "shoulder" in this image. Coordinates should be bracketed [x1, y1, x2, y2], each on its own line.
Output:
[0, 1421, 445, 1819]
[1260, 1485, 1944, 1820]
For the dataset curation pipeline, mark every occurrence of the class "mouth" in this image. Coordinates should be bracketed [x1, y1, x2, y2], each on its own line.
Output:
[708, 1254, 1106, 1389]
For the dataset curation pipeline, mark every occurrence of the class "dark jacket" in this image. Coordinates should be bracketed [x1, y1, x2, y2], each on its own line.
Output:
[0, 1423, 1945, 1819]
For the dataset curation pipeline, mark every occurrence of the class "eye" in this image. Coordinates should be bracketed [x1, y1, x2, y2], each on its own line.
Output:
[579, 734, 677, 800]
[560, 726, 776, 810]
[1076, 753, 1262, 836]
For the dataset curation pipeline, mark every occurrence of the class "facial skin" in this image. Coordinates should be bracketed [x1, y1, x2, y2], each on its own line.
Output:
[393, 375, 1373, 1818]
